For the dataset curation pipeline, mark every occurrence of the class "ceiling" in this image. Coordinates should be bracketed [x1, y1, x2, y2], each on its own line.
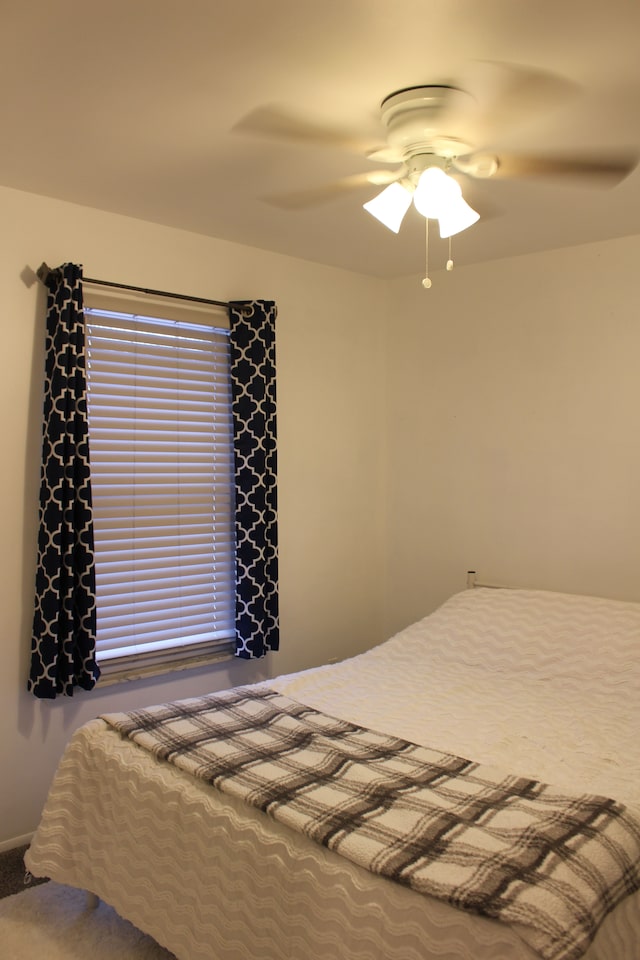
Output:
[2, 0, 640, 279]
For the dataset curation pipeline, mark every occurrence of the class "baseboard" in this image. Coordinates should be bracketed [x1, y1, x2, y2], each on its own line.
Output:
[0, 832, 34, 854]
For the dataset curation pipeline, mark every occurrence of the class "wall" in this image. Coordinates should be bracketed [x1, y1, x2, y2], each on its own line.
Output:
[383, 234, 640, 637]
[0, 185, 389, 848]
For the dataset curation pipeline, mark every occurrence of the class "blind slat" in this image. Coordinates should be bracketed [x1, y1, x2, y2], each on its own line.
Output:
[86, 306, 235, 662]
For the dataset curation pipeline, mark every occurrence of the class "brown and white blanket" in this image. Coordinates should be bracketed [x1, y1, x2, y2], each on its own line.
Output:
[102, 686, 640, 960]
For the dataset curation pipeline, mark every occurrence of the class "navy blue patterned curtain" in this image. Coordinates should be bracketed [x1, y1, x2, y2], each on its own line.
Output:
[29, 263, 99, 698]
[229, 301, 279, 658]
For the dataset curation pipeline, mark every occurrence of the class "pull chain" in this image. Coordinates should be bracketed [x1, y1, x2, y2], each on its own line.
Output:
[446, 236, 454, 272]
[422, 218, 432, 289]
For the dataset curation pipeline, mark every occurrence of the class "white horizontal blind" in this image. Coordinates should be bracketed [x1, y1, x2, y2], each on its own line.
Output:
[85, 306, 235, 671]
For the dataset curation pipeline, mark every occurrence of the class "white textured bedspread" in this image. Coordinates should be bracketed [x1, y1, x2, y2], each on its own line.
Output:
[102, 686, 640, 960]
[273, 588, 640, 813]
[26, 587, 640, 960]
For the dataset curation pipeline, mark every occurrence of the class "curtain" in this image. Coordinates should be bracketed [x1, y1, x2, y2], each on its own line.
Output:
[28, 277, 278, 696]
[29, 263, 99, 698]
[229, 300, 279, 658]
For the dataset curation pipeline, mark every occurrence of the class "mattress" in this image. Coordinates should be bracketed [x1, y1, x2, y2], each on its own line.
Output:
[26, 587, 640, 960]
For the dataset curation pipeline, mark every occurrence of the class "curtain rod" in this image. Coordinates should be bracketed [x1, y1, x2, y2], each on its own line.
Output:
[37, 263, 230, 309]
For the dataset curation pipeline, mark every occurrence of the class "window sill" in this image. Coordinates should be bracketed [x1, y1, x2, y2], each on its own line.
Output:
[96, 641, 235, 687]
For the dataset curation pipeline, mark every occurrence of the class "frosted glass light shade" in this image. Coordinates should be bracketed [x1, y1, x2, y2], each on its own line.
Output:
[437, 197, 480, 238]
[412, 167, 461, 219]
[412, 166, 480, 237]
[363, 182, 413, 233]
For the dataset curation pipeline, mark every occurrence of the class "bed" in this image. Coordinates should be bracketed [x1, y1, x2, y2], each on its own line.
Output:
[25, 584, 640, 960]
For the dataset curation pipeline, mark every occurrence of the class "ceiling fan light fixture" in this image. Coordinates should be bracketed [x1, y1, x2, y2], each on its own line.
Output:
[363, 181, 413, 233]
[411, 165, 480, 238]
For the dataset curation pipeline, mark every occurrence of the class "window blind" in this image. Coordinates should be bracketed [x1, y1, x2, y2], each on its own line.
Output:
[85, 306, 235, 672]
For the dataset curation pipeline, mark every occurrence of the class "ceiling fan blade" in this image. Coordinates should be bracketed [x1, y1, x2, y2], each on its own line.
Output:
[457, 61, 580, 144]
[366, 145, 406, 164]
[233, 105, 385, 156]
[491, 152, 638, 185]
[261, 169, 404, 210]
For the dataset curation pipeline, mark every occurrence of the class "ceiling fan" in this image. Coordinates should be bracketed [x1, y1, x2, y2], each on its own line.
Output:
[235, 63, 637, 220]
[234, 64, 637, 285]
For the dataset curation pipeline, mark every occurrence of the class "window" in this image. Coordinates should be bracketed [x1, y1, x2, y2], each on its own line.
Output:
[85, 296, 235, 679]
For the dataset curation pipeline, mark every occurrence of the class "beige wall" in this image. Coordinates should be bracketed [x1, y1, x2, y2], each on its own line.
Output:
[0, 185, 388, 847]
[383, 234, 640, 637]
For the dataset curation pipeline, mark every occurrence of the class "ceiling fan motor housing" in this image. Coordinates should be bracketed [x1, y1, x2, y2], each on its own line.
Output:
[380, 86, 475, 160]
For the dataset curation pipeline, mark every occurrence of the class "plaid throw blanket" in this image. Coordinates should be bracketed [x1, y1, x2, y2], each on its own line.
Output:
[102, 686, 640, 960]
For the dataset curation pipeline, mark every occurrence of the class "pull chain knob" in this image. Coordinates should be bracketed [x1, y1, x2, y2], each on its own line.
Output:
[422, 217, 431, 289]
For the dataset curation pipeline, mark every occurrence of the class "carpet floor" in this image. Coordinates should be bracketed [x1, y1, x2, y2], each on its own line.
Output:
[0, 844, 48, 900]
[0, 880, 176, 959]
